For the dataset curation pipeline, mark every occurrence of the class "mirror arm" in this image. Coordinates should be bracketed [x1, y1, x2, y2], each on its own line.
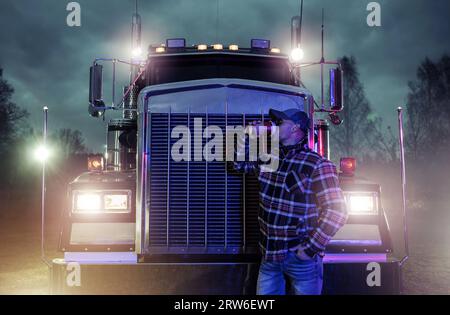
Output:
[90, 58, 146, 113]
[291, 60, 340, 69]
[290, 59, 344, 113]
[94, 58, 141, 66]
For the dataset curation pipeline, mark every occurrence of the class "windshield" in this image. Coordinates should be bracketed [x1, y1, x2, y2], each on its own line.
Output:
[145, 54, 293, 86]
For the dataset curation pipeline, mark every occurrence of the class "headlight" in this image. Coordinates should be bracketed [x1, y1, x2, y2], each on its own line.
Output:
[104, 194, 128, 210]
[345, 192, 378, 215]
[73, 190, 131, 214]
[75, 193, 101, 212]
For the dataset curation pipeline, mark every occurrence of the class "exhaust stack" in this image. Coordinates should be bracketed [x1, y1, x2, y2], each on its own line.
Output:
[124, 0, 141, 120]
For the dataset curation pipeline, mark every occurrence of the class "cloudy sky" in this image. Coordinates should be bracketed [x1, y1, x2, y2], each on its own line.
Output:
[0, 0, 449, 151]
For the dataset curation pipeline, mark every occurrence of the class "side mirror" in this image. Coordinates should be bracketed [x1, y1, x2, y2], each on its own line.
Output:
[329, 67, 344, 111]
[89, 64, 104, 117]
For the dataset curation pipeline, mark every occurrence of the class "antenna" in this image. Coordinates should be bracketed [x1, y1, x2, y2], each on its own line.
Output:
[321, 8, 324, 62]
[320, 8, 325, 109]
[125, 0, 142, 120]
[131, 0, 141, 52]
[215, 0, 220, 43]
[292, 0, 304, 49]
[291, 0, 304, 83]
[299, 0, 304, 48]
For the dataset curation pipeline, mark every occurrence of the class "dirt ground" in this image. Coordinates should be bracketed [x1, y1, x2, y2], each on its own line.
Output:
[401, 205, 450, 294]
[0, 192, 59, 294]
[0, 191, 449, 295]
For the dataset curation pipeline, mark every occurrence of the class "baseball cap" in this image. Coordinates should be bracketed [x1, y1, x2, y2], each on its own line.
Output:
[269, 108, 310, 132]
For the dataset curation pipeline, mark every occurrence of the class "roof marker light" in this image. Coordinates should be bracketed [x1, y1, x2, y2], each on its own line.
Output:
[212, 44, 223, 50]
[197, 44, 207, 50]
[270, 47, 281, 53]
[155, 46, 165, 53]
[229, 44, 239, 51]
[251, 39, 270, 49]
[166, 38, 186, 48]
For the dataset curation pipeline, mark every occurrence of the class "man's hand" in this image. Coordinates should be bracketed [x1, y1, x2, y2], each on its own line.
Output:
[296, 248, 314, 260]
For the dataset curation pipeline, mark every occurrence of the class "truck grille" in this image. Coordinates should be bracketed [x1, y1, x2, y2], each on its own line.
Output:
[147, 113, 264, 254]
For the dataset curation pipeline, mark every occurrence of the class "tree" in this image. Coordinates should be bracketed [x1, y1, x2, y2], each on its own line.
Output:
[401, 55, 450, 206]
[0, 68, 28, 153]
[47, 129, 89, 194]
[50, 128, 89, 159]
[329, 56, 383, 161]
[405, 55, 450, 161]
[0, 67, 30, 189]
[373, 123, 398, 162]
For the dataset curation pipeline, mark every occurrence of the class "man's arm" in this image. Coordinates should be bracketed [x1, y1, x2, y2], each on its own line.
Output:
[231, 128, 260, 175]
[303, 160, 348, 258]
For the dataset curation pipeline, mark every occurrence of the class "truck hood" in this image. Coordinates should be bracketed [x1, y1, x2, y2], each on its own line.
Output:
[137, 78, 311, 114]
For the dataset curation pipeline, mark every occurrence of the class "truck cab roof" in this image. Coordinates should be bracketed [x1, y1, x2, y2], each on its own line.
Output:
[143, 50, 295, 87]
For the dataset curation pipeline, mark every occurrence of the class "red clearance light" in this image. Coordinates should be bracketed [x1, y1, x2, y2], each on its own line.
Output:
[88, 154, 104, 172]
[340, 157, 356, 176]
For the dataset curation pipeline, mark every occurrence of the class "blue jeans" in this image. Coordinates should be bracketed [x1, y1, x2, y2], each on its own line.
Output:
[256, 251, 323, 295]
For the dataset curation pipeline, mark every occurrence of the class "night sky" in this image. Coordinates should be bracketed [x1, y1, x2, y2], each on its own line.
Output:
[0, 0, 449, 151]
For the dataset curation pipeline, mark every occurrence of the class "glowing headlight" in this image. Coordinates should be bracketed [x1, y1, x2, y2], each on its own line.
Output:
[75, 193, 101, 212]
[73, 191, 131, 214]
[104, 194, 128, 210]
[345, 193, 378, 215]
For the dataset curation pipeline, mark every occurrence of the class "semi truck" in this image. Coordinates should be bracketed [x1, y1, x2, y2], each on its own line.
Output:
[49, 7, 406, 294]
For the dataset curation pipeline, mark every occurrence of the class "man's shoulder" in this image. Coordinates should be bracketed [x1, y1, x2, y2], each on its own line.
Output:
[296, 149, 329, 166]
[294, 150, 339, 174]
[285, 149, 332, 177]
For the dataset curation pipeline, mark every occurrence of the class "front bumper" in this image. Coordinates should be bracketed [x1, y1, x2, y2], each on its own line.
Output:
[50, 255, 402, 295]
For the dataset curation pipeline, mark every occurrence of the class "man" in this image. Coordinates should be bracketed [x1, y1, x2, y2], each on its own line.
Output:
[234, 108, 348, 295]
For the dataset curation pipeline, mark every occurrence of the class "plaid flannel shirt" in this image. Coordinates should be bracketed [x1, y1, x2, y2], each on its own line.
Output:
[234, 140, 348, 262]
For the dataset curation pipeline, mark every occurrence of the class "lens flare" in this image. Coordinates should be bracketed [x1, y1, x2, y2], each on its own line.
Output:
[290, 47, 304, 62]
[34, 145, 50, 162]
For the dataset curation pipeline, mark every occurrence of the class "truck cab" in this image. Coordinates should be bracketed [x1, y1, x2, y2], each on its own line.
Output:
[51, 19, 403, 295]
